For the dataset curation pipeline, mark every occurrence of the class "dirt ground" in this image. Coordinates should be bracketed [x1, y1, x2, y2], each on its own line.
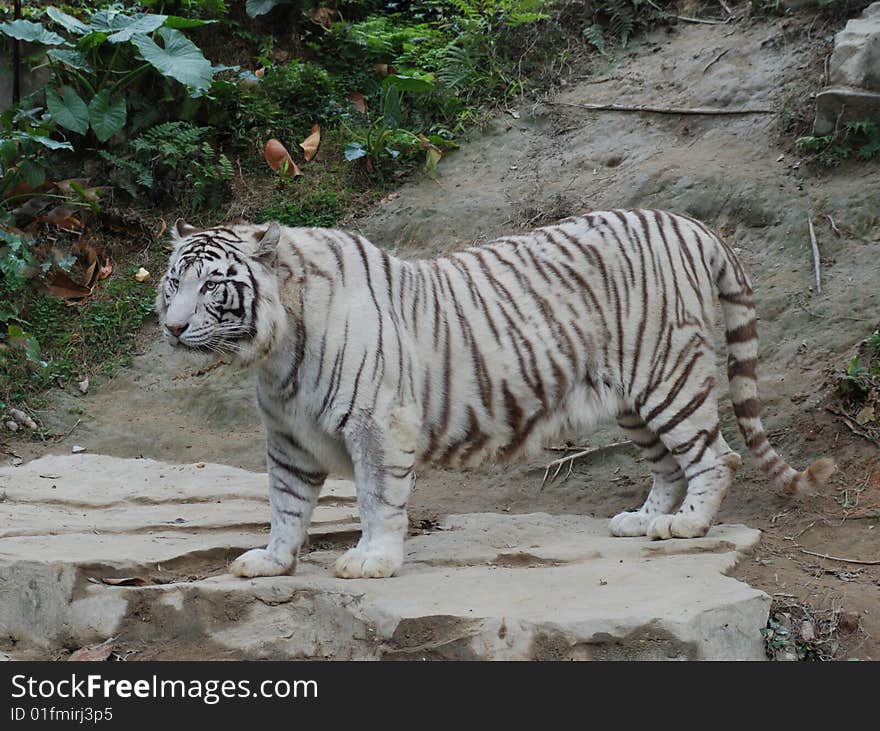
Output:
[4, 9, 879, 659]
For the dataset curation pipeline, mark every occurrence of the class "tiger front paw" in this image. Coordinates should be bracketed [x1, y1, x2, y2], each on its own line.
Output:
[229, 548, 296, 578]
[647, 514, 710, 540]
[332, 541, 403, 579]
[609, 510, 652, 537]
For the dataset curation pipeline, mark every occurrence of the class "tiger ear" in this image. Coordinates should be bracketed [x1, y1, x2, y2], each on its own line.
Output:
[171, 218, 198, 243]
[253, 222, 281, 265]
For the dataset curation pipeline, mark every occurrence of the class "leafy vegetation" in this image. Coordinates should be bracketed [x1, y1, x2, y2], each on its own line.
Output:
[0, 6, 219, 142]
[796, 120, 880, 167]
[0, 0, 679, 424]
[100, 121, 234, 210]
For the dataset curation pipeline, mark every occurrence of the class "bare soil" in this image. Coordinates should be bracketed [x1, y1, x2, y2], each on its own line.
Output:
[4, 9, 879, 659]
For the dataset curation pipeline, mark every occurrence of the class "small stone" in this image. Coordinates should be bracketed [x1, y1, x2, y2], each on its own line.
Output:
[9, 408, 37, 430]
[71, 445, 86, 454]
[839, 611, 860, 634]
[135, 268, 150, 283]
[195, 463, 205, 469]
[800, 619, 815, 642]
[78, 378, 89, 395]
[5, 421, 18, 432]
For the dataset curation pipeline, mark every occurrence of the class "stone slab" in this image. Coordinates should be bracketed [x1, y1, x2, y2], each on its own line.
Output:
[0, 455, 770, 660]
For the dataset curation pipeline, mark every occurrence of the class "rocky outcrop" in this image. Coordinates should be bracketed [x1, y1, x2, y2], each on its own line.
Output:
[814, 3, 880, 134]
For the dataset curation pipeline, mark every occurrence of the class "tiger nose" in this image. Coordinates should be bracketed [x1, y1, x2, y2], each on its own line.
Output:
[166, 323, 188, 338]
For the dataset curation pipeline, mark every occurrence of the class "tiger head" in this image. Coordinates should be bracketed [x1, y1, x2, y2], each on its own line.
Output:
[156, 219, 287, 364]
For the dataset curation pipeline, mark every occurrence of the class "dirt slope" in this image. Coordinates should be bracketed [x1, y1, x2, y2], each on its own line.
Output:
[6, 12, 879, 659]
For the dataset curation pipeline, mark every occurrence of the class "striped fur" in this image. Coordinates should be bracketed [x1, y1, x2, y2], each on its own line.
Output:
[157, 211, 833, 579]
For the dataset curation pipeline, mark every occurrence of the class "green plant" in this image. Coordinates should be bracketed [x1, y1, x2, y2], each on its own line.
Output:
[582, 0, 671, 53]
[100, 121, 233, 210]
[0, 105, 72, 206]
[796, 120, 880, 167]
[231, 60, 345, 149]
[343, 73, 455, 171]
[837, 329, 880, 399]
[0, 5, 219, 144]
[257, 190, 341, 227]
[141, 0, 230, 17]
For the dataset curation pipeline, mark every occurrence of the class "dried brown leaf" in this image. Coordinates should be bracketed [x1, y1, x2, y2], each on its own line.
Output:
[310, 6, 336, 29]
[99, 576, 152, 587]
[264, 138, 302, 177]
[45, 270, 93, 301]
[300, 124, 321, 162]
[69, 638, 115, 662]
[348, 91, 368, 114]
[38, 205, 83, 233]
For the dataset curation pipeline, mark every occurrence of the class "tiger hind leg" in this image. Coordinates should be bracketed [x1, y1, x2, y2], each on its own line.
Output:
[609, 411, 688, 537]
[637, 350, 742, 539]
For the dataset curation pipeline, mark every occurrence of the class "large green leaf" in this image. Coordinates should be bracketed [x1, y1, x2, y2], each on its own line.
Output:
[164, 16, 215, 29]
[17, 133, 73, 152]
[106, 14, 166, 44]
[47, 49, 93, 72]
[88, 90, 127, 142]
[46, 86, 89, 136]
[384, 74, 434, 92]
[76, 32, 109, 52]
[0, 19, 67, 46]
[88, 7, 129, 33]
[246, 0, 286, 17]
[130, 28, 213, 93]
[45, 7, 89, 35]
[17, 158, 45, 188]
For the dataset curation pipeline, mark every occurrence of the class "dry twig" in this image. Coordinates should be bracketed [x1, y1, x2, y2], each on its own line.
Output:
[800, 549, 880, 566]
[545, 100, 773, 116]
[703, 48, 730, 74]
[541, 440, 632, 489]
[808, 211, 822, 294]
[673, 15, 725, 25]
[824, 213, 841, 237]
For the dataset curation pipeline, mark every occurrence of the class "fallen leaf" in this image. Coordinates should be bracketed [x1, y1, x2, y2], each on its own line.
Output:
[255, 66, 266, 79]
[69, 638, 115, 662]
[38, 205, 83, 232]
[45, 269, 92, 301]
[154, 219, 167, 240]
[98, 577, 152, 587]
[264, 139, 302, 177]
[855, 405, 875, 425]
[53, 178, 90, 197]
[300, 125, 321, 162]
[310, 6, 336, 28]
[348, 91, 368, 114]
[425, 147, 442, 173]
[135, 267, 150, 282]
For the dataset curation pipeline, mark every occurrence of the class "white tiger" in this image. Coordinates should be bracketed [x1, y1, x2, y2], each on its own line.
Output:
[157, 211, 834, 579]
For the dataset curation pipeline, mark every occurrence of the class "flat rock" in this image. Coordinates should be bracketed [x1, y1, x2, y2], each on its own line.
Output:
[0, 455, 770, 660]
[814, 2, 880, 133]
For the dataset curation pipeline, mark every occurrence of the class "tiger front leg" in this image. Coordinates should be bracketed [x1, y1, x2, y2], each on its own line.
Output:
[230, 431, 326, 578]
[333, 410, 417, 579]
